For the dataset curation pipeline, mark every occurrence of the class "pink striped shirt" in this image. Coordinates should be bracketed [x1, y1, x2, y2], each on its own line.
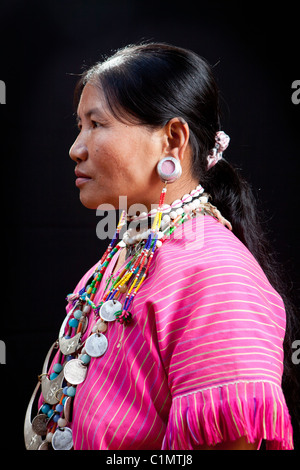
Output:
[50, 214, 293, 449]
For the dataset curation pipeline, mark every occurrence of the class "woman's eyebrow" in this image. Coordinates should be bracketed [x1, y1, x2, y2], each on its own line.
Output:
[76, 107, 104, 122]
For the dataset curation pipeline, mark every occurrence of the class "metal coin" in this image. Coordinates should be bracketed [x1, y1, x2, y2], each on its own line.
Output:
[100, 300, 122, 322]
[52, 427, 73, 451]
[38, 440, 49, 450]
[63, 359, 87, 385]
[32, 414, 48, 436]
[63, 396, 73, 423]
[85, 333, 108, 357]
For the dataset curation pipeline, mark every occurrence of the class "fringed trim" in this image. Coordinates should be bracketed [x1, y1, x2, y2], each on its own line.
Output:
[162, 381, 293, 450]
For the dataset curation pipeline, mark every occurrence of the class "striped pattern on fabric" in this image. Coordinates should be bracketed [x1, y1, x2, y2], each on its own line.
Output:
[49, 214, 293, 449]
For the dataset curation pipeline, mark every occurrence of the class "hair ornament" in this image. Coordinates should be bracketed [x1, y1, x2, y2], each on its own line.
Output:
[207, 131, 230, 170]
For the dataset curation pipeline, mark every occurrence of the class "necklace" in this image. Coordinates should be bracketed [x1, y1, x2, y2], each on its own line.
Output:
[24, 184, 231, 450]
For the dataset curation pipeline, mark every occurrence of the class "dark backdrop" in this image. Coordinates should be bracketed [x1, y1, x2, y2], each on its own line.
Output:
[1, 0, 299, 452]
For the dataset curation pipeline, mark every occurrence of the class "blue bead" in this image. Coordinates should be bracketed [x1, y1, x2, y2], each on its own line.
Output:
[41, 404, 51, 414]
[49, 372, 58, 380]
[66, 355, 73, 361]
[67, 386, 76, 397]
[63, 386, 69, 395]
[69, 318, 79, 328]
[53, 363, 63, 374]
[80, 354, 91, 365]
[53, 413, 60, 422]
[55, 403, 64, 413]
[62, 396, 67, 405]
[47, 409, 54, 418]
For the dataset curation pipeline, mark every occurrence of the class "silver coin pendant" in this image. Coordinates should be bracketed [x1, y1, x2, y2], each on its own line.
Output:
[85, 333, 108, 357]
[63, 358, 87, 385]
[100, 300, 122, 322]
[52, 427, 73, 451]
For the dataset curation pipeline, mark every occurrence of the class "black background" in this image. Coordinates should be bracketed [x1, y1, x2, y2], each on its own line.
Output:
[1, 0, 300, 452]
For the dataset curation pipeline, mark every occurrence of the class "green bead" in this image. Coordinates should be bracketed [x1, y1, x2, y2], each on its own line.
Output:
[67, 386, 76, 397]
[69, 318, 79, 328]
[80, 354, 91, 365]
[73, 309, 82, 320]
[53, 363, 63, 374]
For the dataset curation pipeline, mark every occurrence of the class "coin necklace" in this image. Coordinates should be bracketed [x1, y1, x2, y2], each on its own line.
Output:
[24, 185, 232, 450]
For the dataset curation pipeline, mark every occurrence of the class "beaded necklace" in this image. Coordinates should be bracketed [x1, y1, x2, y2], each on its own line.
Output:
[24, 184, 231, 450]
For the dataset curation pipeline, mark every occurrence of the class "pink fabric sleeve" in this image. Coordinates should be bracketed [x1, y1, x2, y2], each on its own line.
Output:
[162, 382, 293, 449]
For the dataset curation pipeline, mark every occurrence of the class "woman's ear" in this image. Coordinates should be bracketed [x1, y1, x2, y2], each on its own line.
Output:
[163, 117, 190, 162]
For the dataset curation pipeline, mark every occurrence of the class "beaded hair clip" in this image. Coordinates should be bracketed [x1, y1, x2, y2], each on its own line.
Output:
[207, 131, 230, 170]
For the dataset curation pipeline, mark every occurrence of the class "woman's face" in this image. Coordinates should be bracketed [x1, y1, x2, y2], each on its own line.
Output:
[69, 83, 166, 210]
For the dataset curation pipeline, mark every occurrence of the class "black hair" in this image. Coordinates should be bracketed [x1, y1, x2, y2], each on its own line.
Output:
[74, 42, 300, 441]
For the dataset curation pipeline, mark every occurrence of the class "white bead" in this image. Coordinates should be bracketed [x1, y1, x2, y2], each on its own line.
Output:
[182, 193, 192, 203]
[199, 196, 208, 203]
[57, 418, 67, 427]
[189, 202, 196, 210]
[171, 199, 182, 209]
[142, 229, 151, 239]
[169, 211, 177, 219]
[190, 189, 200, 197]
[162, 214, 171, 224]
[149, 208, 157, 217]
[161, 204, 171, 213]
[184, 204, 191, 213]
[157, 231, 164, 239]
[193, 199, 201, 208]
[46, 432, 54, 443]
[83, 305, 91, 314]
[156, 240, 163, 248]
[176, 207, 184, 215]
[122, 231, 130, 242]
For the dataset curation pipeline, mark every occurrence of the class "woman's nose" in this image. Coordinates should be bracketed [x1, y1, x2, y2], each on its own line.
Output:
[69, 135, 88, 163]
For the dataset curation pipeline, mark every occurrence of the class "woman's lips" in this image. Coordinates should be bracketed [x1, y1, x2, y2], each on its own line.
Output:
[75, 177, 91, 187]
[75, 168, 92, 187]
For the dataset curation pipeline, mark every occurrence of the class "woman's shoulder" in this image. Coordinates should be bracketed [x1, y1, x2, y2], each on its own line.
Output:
[154, 215, 265, 277]
[146, 215, 284, 311]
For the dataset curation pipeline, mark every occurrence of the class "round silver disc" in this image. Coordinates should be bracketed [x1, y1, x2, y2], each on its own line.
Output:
[63, 359, 87, 385]
[52, 427, 73, 451]
[32, 414, 48, 436]
[85, 333, 108, 357]
[63, 396, 72, 423]
[100, 300, 122, 322]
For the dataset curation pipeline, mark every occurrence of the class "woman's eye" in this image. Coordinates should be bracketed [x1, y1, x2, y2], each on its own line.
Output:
[91, 120, 101, 128]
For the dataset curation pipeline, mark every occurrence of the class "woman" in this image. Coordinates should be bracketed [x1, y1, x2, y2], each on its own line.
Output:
[25, 42, 298, 450]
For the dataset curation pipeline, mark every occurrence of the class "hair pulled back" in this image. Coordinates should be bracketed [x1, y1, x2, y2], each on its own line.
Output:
[74, 42, 300, 440]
